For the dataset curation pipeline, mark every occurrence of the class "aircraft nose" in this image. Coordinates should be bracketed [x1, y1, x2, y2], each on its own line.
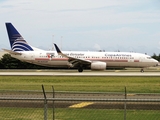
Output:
[154, 60, 159, 66]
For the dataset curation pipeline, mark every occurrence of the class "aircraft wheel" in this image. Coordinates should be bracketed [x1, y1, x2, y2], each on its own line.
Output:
[78, 67, 83, 72]
[140, 69, 144, 73]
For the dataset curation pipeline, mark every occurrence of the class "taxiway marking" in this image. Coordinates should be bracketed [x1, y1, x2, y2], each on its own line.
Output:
[69, 102, 94, 108]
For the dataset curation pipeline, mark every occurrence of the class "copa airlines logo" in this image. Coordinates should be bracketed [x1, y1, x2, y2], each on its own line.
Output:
[11, 37, 33, 51]
[46, 53, 55, 60]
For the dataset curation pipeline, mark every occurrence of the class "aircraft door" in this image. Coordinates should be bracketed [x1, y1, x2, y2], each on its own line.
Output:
[140, 57, 144, 62]
[23, 53, 35, 60]
[128, 59, 134, 62]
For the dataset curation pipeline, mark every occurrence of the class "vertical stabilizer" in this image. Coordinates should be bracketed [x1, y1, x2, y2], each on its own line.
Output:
[5, 23, 33, 51]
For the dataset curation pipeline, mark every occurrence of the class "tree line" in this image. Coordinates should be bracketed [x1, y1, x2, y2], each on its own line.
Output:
[0, 53, 159, 69]
[152, 53, 160, 62]
[0, 54, 48, 69]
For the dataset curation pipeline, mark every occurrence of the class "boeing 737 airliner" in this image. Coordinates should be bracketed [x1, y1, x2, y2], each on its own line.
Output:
[4, 23, 158, 72]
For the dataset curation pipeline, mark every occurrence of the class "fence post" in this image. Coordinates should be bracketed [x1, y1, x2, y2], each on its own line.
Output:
[42, 85, 48, 120]
[52, 86, 55, 120]
[124, 86, 127, 120]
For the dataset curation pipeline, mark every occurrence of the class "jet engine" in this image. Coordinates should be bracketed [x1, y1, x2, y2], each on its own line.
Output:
[91, 62, 106, 70]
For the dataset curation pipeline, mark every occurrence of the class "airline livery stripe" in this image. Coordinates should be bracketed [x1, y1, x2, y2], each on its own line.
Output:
[35, 58, 139, 62]
[134, 60, 139, 62]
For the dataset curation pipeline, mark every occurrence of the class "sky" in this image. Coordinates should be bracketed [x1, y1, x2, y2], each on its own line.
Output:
[0, 0, 160, 55]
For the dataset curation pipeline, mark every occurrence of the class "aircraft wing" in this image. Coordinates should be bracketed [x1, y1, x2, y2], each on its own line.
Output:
[54, 44, 91, 67]
[2, 49, 22, 55]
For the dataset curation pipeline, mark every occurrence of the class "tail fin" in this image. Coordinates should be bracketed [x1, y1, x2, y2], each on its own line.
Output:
[5, 23, 33, 51]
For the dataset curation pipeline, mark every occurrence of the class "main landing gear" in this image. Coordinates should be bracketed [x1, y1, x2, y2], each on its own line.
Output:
[78, 67, 83, 72]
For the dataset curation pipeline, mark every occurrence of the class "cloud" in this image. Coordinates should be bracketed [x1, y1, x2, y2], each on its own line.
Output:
[1, 0, 159, 28]
[0, 0, 160, 55]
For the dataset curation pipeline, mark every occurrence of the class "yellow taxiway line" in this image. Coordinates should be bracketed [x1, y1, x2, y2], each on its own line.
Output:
[69, 102, 94, 108]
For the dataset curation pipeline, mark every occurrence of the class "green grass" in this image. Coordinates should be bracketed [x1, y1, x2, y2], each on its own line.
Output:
[55, 109, 160, 120]
[0, 107, 43, 120]
[0, 76, 160, 93]
[0, 76, 160, 119]
[0, 108, 159, 120]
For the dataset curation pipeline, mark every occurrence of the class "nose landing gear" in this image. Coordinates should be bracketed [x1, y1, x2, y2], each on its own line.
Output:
[140, 68, 144, 73]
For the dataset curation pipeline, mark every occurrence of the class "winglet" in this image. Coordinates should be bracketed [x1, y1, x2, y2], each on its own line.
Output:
[54, 43, 69, 58]
[54, 43, 92, 65]
[54, 44, 61, 53]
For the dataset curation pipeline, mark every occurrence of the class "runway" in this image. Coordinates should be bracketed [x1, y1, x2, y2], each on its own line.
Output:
[0, 69, 160, 76]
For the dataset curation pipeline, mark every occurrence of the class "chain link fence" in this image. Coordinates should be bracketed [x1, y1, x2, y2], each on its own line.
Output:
[0, 86, 160, 120]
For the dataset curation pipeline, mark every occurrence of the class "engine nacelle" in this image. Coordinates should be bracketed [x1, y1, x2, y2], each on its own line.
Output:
[91, 62, 106, 70]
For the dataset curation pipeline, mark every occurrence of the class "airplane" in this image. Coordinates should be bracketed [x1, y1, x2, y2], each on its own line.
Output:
[3, 22, 158, 72]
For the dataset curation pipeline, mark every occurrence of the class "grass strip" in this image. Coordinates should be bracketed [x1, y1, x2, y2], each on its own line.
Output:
[0, 76, 160, 93]
[0, 108, 160, 120]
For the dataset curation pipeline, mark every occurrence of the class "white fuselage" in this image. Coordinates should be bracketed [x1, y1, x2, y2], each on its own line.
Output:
[11, 51, 158, 69]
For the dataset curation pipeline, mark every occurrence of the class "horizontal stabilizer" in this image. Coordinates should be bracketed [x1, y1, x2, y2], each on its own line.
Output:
[2, 49, 22, 55]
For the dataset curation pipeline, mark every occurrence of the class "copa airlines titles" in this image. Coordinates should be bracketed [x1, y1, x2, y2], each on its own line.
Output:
[47, 52, 132, 57]
[105, 53, 132, 57]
